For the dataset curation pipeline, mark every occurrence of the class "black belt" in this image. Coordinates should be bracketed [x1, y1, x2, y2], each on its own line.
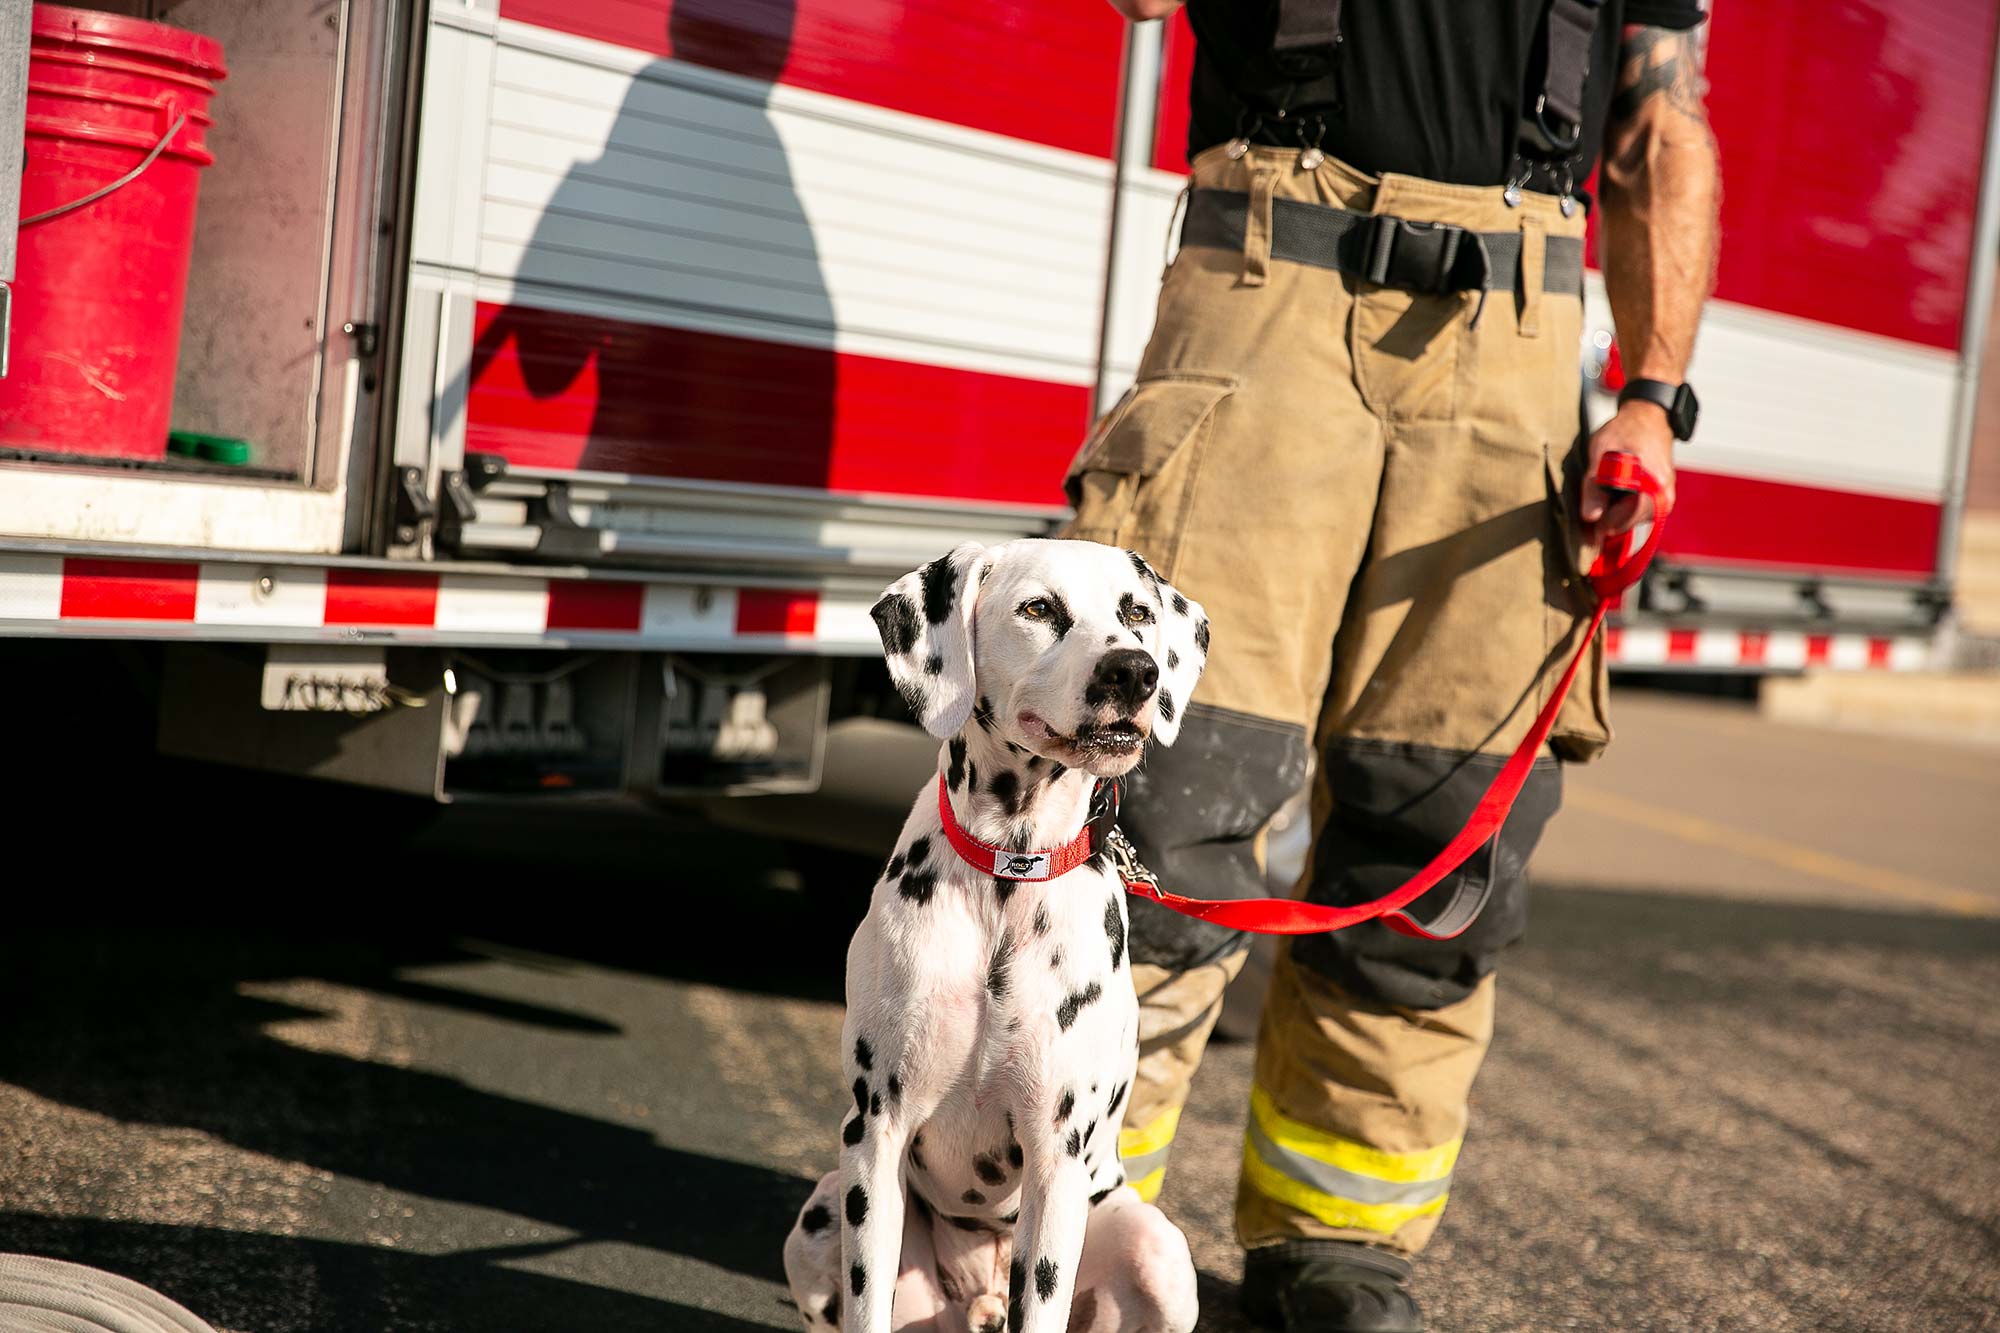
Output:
[1179, 187, 1584, 297]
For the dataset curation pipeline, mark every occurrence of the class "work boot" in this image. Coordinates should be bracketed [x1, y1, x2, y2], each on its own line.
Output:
[1239, 1240, 1424, 1333]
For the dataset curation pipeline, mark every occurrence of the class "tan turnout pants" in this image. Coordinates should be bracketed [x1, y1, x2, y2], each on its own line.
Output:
[1071, 143, 1610, 1256]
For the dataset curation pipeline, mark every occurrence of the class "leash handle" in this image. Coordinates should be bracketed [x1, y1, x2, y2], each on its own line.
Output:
[1125, 451, 1668, 940]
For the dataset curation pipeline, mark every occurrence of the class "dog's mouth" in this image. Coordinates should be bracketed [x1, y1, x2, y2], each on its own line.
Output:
[1070, 719, 1145, 753]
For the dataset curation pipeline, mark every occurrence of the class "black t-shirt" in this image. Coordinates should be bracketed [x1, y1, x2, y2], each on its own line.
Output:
[1184, 0, 1705, 196]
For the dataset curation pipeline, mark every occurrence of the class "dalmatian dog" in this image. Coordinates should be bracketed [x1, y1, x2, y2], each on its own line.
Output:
[783, 538, 1209, 1333]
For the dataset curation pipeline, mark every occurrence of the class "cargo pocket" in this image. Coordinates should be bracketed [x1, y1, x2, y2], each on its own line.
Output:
[1061, 373, 1236, 574]
[1542, 440, 1613, 762]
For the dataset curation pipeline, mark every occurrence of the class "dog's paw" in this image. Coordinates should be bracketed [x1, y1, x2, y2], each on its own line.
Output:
[968, 1292, 1007, 1333]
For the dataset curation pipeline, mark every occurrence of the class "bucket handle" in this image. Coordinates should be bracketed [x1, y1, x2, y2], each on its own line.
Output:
[19, 110, 189, 227]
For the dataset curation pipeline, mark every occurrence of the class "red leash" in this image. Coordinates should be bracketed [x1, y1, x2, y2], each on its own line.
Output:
[1122, 450, 1668, 941]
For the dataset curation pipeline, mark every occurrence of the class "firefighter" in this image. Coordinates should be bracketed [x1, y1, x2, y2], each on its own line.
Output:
[1072, 1, 1720, 1329]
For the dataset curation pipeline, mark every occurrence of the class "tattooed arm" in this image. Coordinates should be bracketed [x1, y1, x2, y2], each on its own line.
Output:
[1582, 23, 1722, 543]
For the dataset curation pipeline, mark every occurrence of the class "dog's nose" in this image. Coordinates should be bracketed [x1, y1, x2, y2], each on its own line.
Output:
[1088, 649, 1159, 713]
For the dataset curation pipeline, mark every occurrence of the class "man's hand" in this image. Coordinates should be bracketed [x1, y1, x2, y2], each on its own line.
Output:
[1108, 0, 1182, 20]
[1581, 400, 1676, 553]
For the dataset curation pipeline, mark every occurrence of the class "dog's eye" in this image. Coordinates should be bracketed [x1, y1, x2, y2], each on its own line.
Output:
[1019, 598, 1053, 620]
[1122, 602, 1156, 627]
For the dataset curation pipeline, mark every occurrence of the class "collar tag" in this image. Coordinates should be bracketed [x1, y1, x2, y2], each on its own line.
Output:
[993, 849, 1051, 880]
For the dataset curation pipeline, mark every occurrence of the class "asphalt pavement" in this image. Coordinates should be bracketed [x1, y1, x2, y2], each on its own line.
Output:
[0, 687, 1994, 1332]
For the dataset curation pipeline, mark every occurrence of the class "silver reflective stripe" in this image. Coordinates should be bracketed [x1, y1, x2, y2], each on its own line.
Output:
[1120, 1142, 1172, 1183]
[1244, 1119, 1452, 1208]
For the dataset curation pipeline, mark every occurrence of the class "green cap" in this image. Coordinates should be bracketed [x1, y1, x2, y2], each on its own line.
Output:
[168, 430, 253, 466]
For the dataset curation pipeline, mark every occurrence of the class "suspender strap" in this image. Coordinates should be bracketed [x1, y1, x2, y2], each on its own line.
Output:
[1523, 0, 1606, 156]
[1274, 0, 1341, 56]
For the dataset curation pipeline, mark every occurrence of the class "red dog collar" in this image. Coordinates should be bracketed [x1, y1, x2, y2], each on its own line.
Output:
[935, 776, 1116, 881]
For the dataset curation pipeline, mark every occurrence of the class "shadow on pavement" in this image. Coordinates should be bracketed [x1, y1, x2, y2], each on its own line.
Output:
[0, 1213, 774, 1333]
[0, 930, 814, 1331]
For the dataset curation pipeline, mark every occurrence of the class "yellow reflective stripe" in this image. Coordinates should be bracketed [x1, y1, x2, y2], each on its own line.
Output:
[1119, 1104, 1183, 1160]
[1248, 1085, 1460, 1185]
[1128, 1166, 1165, 1203]
[1241, 1140, 1449, 1235]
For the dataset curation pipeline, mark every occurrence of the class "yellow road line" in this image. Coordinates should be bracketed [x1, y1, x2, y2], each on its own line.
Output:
[1565, 786, 1995, 917]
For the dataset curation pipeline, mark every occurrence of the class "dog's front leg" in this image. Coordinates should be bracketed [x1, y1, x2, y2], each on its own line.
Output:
[840, 1092, 910, 1333]
[1007, 1127, 1092, 1333]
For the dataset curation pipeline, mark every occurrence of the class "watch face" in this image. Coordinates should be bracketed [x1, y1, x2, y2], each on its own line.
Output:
[1673, 384, 1699, 439]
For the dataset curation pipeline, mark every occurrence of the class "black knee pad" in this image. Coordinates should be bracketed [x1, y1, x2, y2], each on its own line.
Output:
[1120, 704, 1312, 973]
[1290, 738, 1562, 1010]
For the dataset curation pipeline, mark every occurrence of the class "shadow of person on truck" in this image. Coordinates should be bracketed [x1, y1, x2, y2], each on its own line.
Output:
[466, 0, 837, 485]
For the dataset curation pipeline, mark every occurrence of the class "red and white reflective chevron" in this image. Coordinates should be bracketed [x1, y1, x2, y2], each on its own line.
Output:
[0, 554, 884, 651]
[1603, 625, 1931, 672]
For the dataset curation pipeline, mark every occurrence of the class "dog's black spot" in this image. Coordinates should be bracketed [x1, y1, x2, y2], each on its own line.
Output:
[1036, 1257, 1059, 1302]
[973, 696, 996, 732]
[1127, 550, 1158, 585]
[921, 553, 956, 625]
[1005, 739, 1026, 756]
[949, 1213, 986, 1232]
[1050, 947, 1063, 970]
[947, 736, 967, 792]
[1008, 1258, 1026, 1333]
[1041, 591, 1075, 642]
[846, 1185, 869, 1227]
[1194, 617, 1211, 653]
[842, 1114, 863, 1147]
[1065, 1127, 1081, 1158]
[852, 1079, 868, 1114]
[871, 592, 920, 655]
[1089, 1186, 1116, 1206]
[851, 1263, 867, 1297]
[1032, 904, 1050, 936]
[924, 652, 944, 675]
[975, 1154, 1007, 1186]
[962, 1188, 985, 1205]
[801, 1202, 832, 1234]
[905, 835, 930, 866]
[1104, 634, 1118, 646]
[989, 770, 1020, 815]
[1107, 1081, 1129, 1117]
[1105, 898, 1126, 971]
[1007, 1141, 1024, 1169]
[994, 876, 1017, 905]
[1171, 592, 1188, 615]
[869, 1091, 882, 1117]
[822, 1294, 840, 1327]
[1057, 981, 1103, 1031]
[1167, 647, 1180, 670]
[900, 867, 938, 905]
[1083, 1118, 1098, 1146]
[888, 1074, 902, 1102]
[884, 853, 905, 881]
[987, 930, 1012, 998]
[1056, 1089, 1074, 1124]
[854, 1037, 873, 1072]
[1157, 688, 1176, 724]
[910, 1136, 927, 1173]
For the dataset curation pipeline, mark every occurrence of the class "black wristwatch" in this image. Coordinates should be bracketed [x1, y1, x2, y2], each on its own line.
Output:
[1617, 378, 1700, 441]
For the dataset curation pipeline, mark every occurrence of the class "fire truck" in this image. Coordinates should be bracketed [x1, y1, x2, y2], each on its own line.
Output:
[0, 0, 1994, 813]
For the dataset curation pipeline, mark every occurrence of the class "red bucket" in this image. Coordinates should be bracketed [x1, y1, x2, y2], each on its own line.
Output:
[0, 5, 226, 461]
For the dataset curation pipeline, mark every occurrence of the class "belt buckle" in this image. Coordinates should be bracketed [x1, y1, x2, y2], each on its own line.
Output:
[1365, 215, 1483, 295]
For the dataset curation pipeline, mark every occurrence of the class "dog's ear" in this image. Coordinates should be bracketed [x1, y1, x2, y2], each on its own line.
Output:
[1135, 556, 1209, 747]
[871, 541, 993, 738]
